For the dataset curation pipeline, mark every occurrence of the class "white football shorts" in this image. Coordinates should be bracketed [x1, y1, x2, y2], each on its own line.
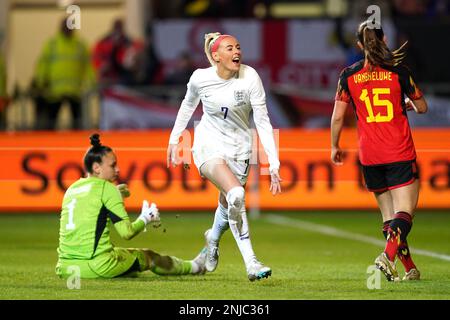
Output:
[193, 148, 250, 186]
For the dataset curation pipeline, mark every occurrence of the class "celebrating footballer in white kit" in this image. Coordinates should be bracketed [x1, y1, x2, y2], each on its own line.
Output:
[167, 32, 282, 281]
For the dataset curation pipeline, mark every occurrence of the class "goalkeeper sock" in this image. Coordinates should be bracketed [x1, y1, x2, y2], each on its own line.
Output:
[190, 260, 203, 274]
[150, 255, 192, 275]
[209, 202, 229, 244]
[384, 212, 412, 261]
[397, 240, 417, 272]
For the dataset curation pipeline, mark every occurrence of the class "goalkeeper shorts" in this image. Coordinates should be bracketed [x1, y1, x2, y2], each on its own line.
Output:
[56, 247, 146, 279]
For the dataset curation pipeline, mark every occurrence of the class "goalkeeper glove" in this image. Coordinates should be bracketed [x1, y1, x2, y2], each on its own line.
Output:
[138, 200, 161, 228]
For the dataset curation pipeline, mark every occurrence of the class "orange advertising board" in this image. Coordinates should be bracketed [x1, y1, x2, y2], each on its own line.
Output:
[0, 129, 449, 212]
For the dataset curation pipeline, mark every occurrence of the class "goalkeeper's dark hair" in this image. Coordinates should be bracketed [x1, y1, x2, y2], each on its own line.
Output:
[84, 133, 112, 174]
[356, 20, 407, 69]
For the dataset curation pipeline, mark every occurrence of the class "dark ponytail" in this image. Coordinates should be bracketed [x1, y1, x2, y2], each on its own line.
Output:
[84, 133, 112, 174]
[357, 20, 407, 68]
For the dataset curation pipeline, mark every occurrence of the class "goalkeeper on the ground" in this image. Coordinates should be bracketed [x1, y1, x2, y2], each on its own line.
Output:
[56, 133, 206, 279]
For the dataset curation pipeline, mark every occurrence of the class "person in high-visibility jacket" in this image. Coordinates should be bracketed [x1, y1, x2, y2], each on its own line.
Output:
[34, 19, 94, 130]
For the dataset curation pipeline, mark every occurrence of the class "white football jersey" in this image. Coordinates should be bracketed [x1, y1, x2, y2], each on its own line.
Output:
[169, 64, 280, 172]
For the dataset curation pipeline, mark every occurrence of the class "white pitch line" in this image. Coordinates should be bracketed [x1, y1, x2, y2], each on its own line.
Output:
[265, 214, 450, 262]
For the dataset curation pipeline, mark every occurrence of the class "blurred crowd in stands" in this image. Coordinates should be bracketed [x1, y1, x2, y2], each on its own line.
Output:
[152, 0, 450, 18]
[23, 17, 195, 130]
[1, 0, 449, 131]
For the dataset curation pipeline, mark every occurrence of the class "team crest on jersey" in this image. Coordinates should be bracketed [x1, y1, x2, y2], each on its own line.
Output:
[234, 90, 246, 106]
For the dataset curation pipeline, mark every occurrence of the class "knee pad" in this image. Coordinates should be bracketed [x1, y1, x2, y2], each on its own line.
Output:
[226, 187, 245, 223]
[226, 186, 245, 211]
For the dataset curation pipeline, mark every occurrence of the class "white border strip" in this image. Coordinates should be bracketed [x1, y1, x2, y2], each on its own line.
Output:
[0, 147, 164, 151]
[0, 147, 449, 152]
[265, 214, 450, 262]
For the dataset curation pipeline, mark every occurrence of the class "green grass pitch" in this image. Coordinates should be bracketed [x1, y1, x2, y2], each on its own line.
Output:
[1, 211, 449, 300]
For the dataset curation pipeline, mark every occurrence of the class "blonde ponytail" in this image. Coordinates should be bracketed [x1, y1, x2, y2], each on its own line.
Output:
[204, 32, 221, 66]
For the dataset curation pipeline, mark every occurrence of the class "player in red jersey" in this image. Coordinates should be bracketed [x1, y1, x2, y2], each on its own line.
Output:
[331, 20, 428, 281]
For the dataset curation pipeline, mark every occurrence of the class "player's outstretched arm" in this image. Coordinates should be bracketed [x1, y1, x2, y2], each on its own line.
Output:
[114, 201, 161, 240]
[167, 144, 178, 168]
[330, 100, 348, 166]
[269, 169, 282, 195]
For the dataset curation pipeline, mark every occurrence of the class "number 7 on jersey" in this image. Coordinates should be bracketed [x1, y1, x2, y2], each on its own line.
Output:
[221, 107, 229, 119]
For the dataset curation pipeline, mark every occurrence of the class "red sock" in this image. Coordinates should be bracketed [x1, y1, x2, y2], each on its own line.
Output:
[384, 212, 413, 261]
[384, 227, 401, 261]
[397, 241, 416, 272]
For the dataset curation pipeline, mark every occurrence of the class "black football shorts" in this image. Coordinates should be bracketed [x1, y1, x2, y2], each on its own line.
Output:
[361, 160, 419, 192]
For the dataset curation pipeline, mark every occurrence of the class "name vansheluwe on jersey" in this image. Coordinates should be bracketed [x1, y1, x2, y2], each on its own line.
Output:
[335, 60, 423, 166]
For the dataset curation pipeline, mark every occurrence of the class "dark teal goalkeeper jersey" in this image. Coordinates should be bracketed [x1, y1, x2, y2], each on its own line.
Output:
[57, 177, 144, 260]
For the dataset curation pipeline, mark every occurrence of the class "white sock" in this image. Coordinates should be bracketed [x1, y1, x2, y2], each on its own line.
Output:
[209, 202, 229, 245]
[190, 261, 199, 274]
[228, 204, 256, 268]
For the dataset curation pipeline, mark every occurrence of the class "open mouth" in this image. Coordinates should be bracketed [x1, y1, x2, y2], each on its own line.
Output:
[232, 56, 240, 65]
